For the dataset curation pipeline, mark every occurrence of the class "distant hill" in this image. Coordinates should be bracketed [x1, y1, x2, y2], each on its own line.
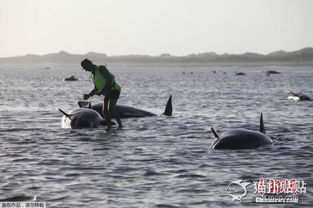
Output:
[1, 47, 313, 66]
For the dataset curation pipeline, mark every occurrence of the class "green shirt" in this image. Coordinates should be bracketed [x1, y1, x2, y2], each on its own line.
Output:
[91, 65, 120, 92]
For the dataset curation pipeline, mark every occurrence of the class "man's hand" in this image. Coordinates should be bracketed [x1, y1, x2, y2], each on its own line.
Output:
[83, 94, 90, 100]
[95, 91, 102, 96]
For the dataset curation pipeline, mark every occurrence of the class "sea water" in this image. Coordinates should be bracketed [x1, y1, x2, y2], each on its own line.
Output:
[0, 64, 312, 207]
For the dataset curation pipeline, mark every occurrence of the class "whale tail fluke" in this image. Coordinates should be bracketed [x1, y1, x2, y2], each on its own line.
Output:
[163, 95, 172, 116]
[58, 109, 72, 120]
[211, 127, 219, 139]
[260, 112, 266, 134]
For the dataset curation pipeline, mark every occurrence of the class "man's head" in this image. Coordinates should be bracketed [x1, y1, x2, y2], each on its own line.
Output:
[81, 58, 94, 71]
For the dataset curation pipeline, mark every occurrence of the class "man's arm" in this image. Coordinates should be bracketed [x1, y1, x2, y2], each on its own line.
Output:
[83, 85, 98, 100]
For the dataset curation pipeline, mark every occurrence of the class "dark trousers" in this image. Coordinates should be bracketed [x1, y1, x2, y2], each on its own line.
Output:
[103, 90, 122, 128]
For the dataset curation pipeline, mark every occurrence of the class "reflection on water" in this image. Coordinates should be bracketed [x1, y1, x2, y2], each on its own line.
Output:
[0, 65, 312, 207]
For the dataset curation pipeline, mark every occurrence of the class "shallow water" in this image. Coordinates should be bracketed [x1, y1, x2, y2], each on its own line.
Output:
[0, 64, 312, 207]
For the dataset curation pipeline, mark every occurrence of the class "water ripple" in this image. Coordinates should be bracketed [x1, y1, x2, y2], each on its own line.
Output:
[0, 66, 312, 207]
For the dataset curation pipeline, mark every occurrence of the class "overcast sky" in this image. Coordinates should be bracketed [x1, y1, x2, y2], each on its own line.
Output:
[0, 0, 312, 57]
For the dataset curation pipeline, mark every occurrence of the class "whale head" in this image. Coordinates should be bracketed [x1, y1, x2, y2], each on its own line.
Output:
[59, 108, 105, 128]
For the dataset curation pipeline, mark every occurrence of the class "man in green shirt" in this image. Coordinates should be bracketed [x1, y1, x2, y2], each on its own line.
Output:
[81, 58, 122, 129]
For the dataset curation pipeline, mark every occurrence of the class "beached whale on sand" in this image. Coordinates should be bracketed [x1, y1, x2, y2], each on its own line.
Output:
[58, 108, 108, 128]
[288, 91, 311, 101]
[78, 96, 173, 119]
[210, 113, 273, 149]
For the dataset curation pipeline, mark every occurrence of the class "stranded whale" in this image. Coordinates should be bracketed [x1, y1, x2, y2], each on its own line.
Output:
[78, 96, 173, 119]
[288, 91, 311, 101]
[63, 75, 80, 81]
[265, 70, 281, 76]
[210, 113, 273, 149]
[59, 108, 107, 128]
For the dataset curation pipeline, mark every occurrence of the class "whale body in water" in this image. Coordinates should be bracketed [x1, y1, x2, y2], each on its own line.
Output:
[63, 75, 80, 81]
[59, 108, 107, 128]
[78, 96, 173, 119]
[210, 113, 273, 149]
[288, 91, 311, 101]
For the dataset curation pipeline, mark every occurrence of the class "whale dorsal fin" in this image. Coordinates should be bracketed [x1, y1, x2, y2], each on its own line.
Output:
[289, 90, 297, 96]
[260, 112, 266, 134]
[163, 95, 172, 116]
[211, 127, 219, 139]
[78, 100, 91, 108]
[58, 109, 72, 120]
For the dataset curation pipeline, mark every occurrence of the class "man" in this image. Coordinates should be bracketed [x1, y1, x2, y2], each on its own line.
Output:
[81, 58, 122, 129]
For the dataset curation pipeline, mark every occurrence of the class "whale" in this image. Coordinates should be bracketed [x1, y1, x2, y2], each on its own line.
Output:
[78, 95, 173, 119]
[63, 75, 80, 81]
[235, 72, 246, 76]
[58, 108, 107, 128]
[288, 91, 311, 101]
[210, 113, 273, 149]
[265, 70, 281, 75]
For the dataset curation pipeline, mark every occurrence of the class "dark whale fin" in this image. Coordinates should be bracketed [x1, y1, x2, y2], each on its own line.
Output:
[58, 109, 72, 120]
[211, 127, 219, 139]
[163, 95, 172, 116]
[260, 112, 266, 134]
[78, 100, 92, 108]
[289, 90, 297, 96]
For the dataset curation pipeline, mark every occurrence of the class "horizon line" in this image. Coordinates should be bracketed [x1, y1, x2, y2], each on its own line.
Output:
[1, 46, 313, 59]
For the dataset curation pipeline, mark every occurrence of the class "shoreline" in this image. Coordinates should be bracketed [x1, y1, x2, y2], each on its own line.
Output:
[1, 61, 313, 68]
